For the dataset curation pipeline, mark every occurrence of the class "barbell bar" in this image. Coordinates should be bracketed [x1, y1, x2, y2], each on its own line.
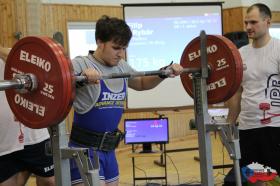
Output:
[0, 68, 201, 92]
[0, 73, 37, 92]
[1, 35, 242, 129]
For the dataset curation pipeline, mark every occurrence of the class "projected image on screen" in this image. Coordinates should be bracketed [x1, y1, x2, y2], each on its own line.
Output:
[124, 4, 222, 108]
[124, 118, 169, 153]
[127, 15, 221, 71]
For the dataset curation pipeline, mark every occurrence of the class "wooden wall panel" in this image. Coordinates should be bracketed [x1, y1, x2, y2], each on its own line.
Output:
[0, 0, 27, 47]
[0, 0, 15, 47]
[14, 0, 27, 38]
[222, 7, 245, 34]
[272, 11, 280, 22]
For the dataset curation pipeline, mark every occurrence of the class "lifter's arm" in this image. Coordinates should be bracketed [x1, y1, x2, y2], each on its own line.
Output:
[0, 46, 11, 62]
[128, 63, 183, 91]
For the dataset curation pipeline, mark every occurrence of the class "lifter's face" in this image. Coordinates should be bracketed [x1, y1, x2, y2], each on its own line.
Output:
[244, 7, 270, 40]
[97, 40, 127, 67]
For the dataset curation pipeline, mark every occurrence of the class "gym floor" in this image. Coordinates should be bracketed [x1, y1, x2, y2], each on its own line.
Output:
[27, 133, 232, 186]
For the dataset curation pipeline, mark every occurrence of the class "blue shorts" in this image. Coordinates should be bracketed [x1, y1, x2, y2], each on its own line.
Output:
[70, 148, 119, 184]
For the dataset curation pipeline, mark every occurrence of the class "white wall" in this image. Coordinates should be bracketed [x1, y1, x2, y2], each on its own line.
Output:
[41, 0, 280, 10]
[223, 0, 243, 9]
[41, 0, 223, 6]
[241, 0, 280, 10]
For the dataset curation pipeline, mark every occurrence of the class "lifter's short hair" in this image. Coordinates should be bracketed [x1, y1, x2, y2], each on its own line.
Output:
[247, 3, 272, 19]
[95, 15, 132, 46]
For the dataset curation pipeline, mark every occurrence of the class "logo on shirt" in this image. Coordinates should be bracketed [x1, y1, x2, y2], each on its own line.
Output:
[265, 74, 280, 107]
[242, 162, 278, 183]
[260, 74, 280, 124]
[95, 92, 125, 107]
[101, 92, 125, 101]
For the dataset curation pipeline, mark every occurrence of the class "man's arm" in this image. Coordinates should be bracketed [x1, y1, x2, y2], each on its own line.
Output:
[0, 46, 11, 62]
[128, 63, 183, 91]
[226, 86, 243, 124]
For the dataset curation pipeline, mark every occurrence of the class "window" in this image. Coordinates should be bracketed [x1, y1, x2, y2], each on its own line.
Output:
[67, 22, 97, 59]
[270, 23, 280, 40]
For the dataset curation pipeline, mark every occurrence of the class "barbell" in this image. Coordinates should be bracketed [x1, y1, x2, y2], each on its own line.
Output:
[0, 35, 243, 129]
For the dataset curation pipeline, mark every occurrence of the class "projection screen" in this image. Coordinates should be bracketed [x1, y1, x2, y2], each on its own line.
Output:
[123, 3, 223, 109]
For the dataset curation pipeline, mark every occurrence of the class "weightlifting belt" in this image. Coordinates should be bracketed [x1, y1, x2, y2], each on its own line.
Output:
[70, 125, 124, 151]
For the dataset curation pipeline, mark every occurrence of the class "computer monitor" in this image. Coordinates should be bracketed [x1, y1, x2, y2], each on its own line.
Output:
[124, 117, 169, 153]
